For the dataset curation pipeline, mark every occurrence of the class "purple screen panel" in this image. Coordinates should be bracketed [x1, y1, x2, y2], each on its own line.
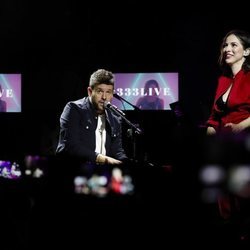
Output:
[0, 74, 21, 112]
[113, 72, 178, 110]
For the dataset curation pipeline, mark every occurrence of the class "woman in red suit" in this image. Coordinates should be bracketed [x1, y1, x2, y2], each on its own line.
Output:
[206, 30, 250, 230]
[207, 29, 250, 135]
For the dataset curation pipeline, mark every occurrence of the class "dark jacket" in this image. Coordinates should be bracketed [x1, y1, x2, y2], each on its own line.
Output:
[56, 97, 127, 162]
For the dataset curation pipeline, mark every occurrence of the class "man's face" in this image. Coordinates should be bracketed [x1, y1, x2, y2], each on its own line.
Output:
[88, 84, 113, 114]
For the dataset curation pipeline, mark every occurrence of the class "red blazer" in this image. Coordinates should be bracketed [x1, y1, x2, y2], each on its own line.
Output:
[207, 70, 250, 132]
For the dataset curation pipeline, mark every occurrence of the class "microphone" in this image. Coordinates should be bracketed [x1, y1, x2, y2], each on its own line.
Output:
[104, 101, 126, 116]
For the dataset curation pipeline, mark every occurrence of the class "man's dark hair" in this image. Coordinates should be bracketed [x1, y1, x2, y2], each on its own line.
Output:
[89, 69, 114, 89]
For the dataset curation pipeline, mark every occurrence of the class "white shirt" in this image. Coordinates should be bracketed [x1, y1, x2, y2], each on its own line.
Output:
[95, 114, 106, 155]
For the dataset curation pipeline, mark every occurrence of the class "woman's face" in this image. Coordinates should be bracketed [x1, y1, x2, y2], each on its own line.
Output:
[223, 34, 245, 67]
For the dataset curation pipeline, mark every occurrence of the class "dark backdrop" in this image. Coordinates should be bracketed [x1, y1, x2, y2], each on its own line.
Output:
[0, 1, 249, 162]
[1, 3, 250, 248]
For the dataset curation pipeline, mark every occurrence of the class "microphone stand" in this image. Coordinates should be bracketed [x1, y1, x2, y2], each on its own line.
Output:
[111, 94, 143, 160]
[107, 107, 142, 135]
[113, 93, 141, 111]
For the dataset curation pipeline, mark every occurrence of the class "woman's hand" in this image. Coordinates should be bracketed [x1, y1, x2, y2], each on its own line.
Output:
[224, 122, 245, 133]
[207, 126, 216, 135]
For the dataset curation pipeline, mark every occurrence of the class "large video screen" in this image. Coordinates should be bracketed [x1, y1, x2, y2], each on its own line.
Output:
[112, 72, 178, 110]
[0, 74, 21, 112]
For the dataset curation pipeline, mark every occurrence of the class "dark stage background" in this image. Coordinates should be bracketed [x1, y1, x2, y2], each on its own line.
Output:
[0, 2, 248, 157]
[0, 2, 249, 159]
[1, 2, 250, 248]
